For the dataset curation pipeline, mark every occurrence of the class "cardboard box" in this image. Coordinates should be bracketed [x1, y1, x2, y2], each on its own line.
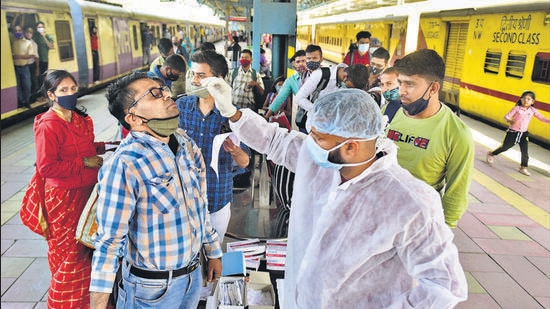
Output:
[247, 271, 275, 309]
[213, 271, 275, 309]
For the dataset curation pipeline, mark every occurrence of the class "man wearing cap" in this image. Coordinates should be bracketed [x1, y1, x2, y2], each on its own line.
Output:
[202, 77, 468, 308]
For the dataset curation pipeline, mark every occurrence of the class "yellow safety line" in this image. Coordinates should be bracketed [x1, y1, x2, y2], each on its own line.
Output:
[472, 169, 550, 229]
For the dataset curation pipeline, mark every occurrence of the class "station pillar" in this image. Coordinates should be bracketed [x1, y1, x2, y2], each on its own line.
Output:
[251, 0, 297, 78]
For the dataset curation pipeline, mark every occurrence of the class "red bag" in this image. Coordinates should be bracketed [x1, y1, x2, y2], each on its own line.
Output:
[269, 112, 292, 132]
[19, 170, 50, 238]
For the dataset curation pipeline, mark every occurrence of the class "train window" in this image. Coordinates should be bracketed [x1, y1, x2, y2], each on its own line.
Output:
[532, 52, 550, 84]
[505, 51, 526, 79]
[484, 49, 501, 74]
[132, 26, 138, 50]
[55, 21, 74, 61]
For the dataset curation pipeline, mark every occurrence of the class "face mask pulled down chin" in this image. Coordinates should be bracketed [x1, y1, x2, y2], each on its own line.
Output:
[187, 84, 211, 98]
[402, 82, 433, 116]
[305, 136, 377, 170]
[306, 61, 321, 71]
[143, 115, 180, 137]
[57, 93, 79, 110]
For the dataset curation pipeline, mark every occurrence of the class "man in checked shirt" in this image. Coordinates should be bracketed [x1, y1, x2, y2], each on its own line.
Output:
[90, 72, 222, 309]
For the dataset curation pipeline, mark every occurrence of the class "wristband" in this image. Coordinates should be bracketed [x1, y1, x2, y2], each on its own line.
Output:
[83, 157, 89, 167]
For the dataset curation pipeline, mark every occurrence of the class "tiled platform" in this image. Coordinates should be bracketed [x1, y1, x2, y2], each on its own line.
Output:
[2, 91, 549, 308]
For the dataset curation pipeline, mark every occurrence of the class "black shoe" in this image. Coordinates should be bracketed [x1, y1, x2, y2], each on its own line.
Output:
[18, 103, 31, 109]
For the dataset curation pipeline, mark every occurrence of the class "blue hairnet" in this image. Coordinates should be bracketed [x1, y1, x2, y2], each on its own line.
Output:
[309, 88, 384, 139]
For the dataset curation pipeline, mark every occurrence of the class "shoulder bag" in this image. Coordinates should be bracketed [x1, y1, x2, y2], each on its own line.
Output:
[20, 169, 50, 238]
[75, 184, 99, 249]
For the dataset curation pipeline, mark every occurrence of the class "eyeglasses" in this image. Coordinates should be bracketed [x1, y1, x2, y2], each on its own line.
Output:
[128, 85, 171, 111]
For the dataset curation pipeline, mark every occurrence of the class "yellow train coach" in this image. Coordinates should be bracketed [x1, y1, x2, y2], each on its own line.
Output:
[297, 1, 550, 145]
[1, 0, 223, 126]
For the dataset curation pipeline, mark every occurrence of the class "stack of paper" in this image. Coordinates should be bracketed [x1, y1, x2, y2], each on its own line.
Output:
[265, 239, 287, 271]
[227, 238, 266, 272]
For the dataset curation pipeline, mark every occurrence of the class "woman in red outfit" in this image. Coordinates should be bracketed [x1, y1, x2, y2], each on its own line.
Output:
[34, 70, 107, 308]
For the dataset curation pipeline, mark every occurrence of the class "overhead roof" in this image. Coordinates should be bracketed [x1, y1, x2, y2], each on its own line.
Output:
[196, 0, 426, 21]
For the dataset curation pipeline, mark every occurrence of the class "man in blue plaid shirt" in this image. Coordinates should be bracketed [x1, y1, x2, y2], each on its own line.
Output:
[90, 72, 222, 309]
[177, 50, 250, 243]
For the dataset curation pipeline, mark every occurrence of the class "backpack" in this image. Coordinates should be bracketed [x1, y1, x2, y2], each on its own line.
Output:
[295, 67, 331, 130]
[383, 99, 402, 124]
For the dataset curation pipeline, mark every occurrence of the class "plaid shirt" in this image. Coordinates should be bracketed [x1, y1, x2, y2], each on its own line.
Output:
[228, 66, 264, 109]
[176, 96, 250, 213]
[90, 130, 222, 293]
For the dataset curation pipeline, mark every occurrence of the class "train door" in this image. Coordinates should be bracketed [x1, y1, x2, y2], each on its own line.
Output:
[87, 19, 99, 82]
[112, 18, 133, 74]
[441, 22, 468, 114]
[3, 12, 39, 112]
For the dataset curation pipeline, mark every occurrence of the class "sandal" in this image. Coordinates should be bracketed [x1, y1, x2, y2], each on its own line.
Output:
[519, 167, 531, 176]
[486, 152, 494, 165]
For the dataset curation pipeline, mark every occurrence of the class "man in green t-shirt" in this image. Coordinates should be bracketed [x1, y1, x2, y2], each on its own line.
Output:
[383, 49, 474, 228]
[33, 21, 54, 96]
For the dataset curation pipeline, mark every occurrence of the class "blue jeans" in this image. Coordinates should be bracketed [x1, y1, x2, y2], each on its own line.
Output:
[116, 262, 202, 308]
[15, 65, 31, 106]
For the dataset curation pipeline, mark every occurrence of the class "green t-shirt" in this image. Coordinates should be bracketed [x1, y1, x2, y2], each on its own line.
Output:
[384, 104, 474, 228]
[33, 33, 54, 63]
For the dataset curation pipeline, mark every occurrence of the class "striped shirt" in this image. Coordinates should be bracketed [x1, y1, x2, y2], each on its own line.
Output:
[228, 67, 264, 109]
[90, 130, 222, 293]
[176, 96, 250, 213]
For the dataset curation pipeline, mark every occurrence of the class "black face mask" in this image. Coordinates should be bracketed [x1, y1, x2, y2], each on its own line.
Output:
[166, 68, 180, 81]
[402, 82, 433, 116]
[370, 66, 383, 75]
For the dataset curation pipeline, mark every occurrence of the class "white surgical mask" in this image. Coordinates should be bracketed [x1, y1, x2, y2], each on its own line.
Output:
[358, 44, 369, 54]
[186, 84, 211, 98]
[306, 136, 377, 170]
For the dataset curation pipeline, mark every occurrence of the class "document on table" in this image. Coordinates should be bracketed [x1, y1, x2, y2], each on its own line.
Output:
[211, 132, 240, 179]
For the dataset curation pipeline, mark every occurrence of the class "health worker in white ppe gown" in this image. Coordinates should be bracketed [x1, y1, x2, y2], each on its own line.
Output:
[201, 80, 468, 309]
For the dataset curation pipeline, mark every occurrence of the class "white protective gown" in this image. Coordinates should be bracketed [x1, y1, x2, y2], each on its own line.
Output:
[230, 109, 467, 309]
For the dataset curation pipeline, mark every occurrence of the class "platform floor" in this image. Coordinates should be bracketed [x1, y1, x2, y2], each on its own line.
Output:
[2, 82, 549, 308]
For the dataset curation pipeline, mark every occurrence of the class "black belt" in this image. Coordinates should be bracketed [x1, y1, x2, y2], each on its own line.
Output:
[129, 260, 199, 279]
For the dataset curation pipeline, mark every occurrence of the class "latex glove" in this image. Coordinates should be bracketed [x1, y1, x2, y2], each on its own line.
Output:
[202, 77, 237, 118]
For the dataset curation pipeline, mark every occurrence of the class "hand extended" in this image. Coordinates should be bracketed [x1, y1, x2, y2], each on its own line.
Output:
[83, 155, 104, 168]
[207, 258, 222, 282]
[202, 77, 237, 118]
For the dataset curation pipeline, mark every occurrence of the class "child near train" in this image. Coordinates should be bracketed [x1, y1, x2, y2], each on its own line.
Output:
[487, 90, 550, 176]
